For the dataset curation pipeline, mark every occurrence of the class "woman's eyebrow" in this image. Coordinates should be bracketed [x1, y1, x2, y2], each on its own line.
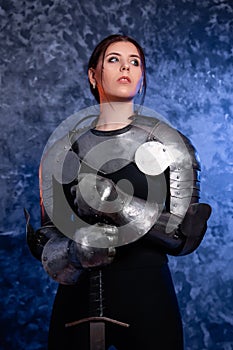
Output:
[106, 52, 121, 57]
[105, 52, 141, 59]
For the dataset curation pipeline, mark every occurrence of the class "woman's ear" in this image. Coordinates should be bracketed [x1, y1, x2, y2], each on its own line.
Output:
[88, 68, 96, 87]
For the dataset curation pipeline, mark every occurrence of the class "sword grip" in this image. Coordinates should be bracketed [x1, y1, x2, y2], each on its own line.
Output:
[89, 269, 104, 317]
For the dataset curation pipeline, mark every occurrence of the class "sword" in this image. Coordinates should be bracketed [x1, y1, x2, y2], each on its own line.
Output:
[65, 268, 129, 350]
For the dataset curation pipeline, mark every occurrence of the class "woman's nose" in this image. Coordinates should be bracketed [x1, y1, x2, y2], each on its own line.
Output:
[120, 63, 130, 71]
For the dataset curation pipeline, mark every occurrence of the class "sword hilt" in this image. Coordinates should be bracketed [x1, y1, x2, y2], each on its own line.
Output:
[65, 268, 129, 350]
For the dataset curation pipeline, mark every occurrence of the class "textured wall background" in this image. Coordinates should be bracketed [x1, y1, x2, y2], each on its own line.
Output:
[0, 0, 232, 349]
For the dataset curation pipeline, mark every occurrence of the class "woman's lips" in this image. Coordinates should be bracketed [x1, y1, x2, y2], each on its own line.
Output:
[117, 76, 131, 83]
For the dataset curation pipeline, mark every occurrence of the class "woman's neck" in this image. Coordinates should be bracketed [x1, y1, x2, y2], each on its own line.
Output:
[95, 101, 134, 131]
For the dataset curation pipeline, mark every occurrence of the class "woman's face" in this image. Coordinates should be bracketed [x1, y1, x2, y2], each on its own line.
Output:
[89, 41, 143, 103]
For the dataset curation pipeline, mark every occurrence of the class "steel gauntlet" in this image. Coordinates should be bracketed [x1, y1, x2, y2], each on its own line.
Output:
[25, 208, 117, 285]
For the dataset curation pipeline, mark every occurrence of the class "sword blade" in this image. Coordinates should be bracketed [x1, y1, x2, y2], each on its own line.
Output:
[90, 321, 105, 350]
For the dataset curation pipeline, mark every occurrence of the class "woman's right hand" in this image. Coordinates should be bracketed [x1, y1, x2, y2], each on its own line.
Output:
[41, 223, 118, 285]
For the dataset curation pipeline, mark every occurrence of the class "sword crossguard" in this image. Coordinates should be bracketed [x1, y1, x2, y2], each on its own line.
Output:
[65, 316, 130, 328]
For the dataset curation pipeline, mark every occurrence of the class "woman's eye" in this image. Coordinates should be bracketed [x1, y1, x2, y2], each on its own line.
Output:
[108, 56, 119, 63]
[131, 59, 140, 66]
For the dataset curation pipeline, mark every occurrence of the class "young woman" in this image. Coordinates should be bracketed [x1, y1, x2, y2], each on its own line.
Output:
[26, 34, 211, 350]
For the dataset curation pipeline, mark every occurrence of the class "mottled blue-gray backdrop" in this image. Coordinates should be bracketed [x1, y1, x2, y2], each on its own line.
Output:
[0, 0, 232, 349]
